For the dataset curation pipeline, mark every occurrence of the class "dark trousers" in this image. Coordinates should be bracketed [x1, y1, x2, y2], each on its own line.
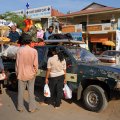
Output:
[48, 75, 64, 107]
[0, 81, 4, 94]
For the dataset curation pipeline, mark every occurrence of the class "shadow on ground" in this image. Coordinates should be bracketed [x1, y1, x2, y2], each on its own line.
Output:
[5, 86, 120, 112]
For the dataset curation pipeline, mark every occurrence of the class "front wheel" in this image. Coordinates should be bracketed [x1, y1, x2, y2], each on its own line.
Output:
[83, 85, 108, 112]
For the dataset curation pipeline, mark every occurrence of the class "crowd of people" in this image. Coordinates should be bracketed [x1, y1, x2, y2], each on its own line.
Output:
[0, 24, 67, 112]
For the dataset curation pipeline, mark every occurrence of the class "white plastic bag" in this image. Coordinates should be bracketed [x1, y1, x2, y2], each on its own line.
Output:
[0, 73, 6, 81]
[63, 84, 72, 99]
[44, 84, 51, 97]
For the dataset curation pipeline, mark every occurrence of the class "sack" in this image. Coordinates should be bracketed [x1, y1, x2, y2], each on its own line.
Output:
[0, 73, 6, 81]
[63, 84, 72, 99]
[2, 45, 19, 58]
[44, 84, 51, 97]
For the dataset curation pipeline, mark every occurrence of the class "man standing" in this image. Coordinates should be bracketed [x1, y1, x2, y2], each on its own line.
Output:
[8, 25, 20, 42]
[16, 33, 38, 112]
[43, 26, 54, 40]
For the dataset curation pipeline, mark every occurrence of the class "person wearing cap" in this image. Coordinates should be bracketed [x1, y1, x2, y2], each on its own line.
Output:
[8, 25, 20, 42]
[16, 33, 38, 112]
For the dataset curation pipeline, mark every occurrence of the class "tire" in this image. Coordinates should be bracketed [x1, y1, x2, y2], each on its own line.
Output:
[83, 85, 108, 112]
[7, 72, 18, 92]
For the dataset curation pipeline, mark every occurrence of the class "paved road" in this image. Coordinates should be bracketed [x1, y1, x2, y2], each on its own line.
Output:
[0, 89, 120, 120]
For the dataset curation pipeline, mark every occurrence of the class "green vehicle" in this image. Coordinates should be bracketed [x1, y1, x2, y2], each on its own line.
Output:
[2, 40, 120, 112]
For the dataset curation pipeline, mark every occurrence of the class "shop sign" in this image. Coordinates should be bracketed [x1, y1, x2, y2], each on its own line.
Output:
[62, 24, 82, 33]
[118, 18, 120, 30]
[12, 9, 24, 16]
[0, 19, 7, 26]
[62, 25, 75, 33]
[26, 6, 51, 19]
[87, 23, 111, 32]
[75, 24, 82, 32]
[87, 25, 102, 31]
[102, 23, 111, 31]
[70, 32, 82, 41]
[116, 30, 120, 50]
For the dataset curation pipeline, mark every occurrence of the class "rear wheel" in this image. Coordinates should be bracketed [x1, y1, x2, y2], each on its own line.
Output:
[83, 85, 108, 112]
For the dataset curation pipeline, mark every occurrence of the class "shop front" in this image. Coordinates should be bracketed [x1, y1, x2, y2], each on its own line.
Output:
[87, 23, 116, 55]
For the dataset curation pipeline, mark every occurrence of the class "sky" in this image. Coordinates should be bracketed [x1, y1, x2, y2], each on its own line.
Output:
[0, 0, 120, 14]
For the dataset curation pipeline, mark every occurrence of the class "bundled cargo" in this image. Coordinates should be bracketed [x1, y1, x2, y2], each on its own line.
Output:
[1, 45, 20, 59]
[0, 37, 10, 42]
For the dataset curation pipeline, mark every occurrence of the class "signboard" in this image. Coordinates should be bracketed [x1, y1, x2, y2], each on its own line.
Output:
[75, 24, 82, 32]
[12, 9, 24, 16]
[118, 18, 120, 30]
[116, 30, 120, 50]
[62, 25, 75, 33]
[0, 19, 7, 26]
[87, 23, 111, 32]
[70, 32, 82, 41]
[26, 6, 51, 19]
[62, 24, 82, 33]
[87, 25, 102, 31]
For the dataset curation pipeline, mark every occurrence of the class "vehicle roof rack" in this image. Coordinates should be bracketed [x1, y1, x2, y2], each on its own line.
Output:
[44, 39, 85, 45]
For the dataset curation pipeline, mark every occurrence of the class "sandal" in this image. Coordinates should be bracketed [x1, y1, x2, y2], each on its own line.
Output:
[18, 109, 24, 112]
[29, 108, 39, 113]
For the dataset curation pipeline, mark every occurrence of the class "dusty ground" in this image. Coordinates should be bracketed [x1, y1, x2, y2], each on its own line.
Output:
[0, 88, 120, 120]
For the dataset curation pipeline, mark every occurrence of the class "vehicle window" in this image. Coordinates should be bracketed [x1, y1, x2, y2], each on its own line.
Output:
[107, 51, 116, 56]
[36, 47, 46, 62]
[102, 51, 108, 56]
[46, 46, 56, 59]
[67, 47, 99, 63]
[56, 47, 72, 63]
[35, 47, 47, 69]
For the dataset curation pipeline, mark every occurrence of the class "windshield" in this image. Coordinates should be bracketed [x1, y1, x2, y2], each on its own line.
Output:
[67, 47, 99, 63]
[101, 51, 120, 57]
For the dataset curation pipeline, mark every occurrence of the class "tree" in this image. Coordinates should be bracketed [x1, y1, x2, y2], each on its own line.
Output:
[0, 12, 26, 29]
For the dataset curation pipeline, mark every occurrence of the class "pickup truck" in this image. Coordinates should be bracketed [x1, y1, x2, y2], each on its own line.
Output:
[2, 43, 120, 112]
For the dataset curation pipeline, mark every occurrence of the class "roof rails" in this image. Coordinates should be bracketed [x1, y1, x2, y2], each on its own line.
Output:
[44, 39, 85, 45]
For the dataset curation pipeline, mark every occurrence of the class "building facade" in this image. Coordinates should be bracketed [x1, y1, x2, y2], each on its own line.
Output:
[58, 2, 120, 54]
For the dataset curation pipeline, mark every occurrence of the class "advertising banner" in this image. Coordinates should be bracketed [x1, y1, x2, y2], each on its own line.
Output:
[26, 6, 51, 19]
[70, 32, 82, 41]
[116, 30, 120, 50]
[118, 18, 120, 30]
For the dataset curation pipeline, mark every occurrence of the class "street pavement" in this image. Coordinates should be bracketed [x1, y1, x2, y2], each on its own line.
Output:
[0, 88, 120, 120]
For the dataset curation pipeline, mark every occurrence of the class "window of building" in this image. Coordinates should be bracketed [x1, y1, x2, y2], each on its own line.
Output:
[101, 20, 110, 23]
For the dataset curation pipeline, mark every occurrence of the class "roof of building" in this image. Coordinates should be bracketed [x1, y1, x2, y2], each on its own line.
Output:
[51, 8, 64, 17]
[81, 2, 107, 10]
[58, 2, 120, 18]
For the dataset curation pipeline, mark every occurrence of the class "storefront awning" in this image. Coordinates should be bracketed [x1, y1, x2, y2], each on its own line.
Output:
[102, 41, 115, 46]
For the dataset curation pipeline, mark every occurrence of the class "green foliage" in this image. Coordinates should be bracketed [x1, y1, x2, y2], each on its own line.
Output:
[0, 12, 26, 29]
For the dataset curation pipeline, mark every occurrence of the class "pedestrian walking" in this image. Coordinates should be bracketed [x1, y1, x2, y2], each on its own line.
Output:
[16, 33, 38, 112]
[45, 47, 66, 109]
[43, 26, 54, 40]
